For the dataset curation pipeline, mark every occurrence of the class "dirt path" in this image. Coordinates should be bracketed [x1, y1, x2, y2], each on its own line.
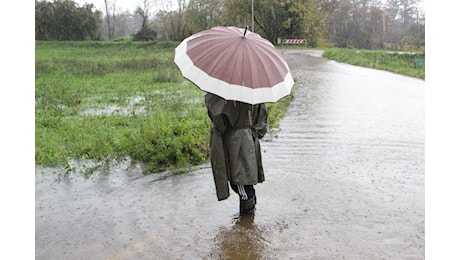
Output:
[36, 50, 425, 259]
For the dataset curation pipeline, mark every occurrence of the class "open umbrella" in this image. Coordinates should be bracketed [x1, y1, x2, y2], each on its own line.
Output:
[174, 26, 294, 105]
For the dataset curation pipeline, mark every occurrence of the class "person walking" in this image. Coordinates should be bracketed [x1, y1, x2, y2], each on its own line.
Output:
[205, 92, 268, 214]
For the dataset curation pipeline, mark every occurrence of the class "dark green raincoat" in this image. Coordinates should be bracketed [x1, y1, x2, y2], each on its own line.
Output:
[205, 93, 268, 201]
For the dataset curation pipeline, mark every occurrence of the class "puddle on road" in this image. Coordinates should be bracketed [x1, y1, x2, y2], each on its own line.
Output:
[207, 214, 275, 259]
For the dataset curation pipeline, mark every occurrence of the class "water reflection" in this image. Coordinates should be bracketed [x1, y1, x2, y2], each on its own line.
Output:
[208, 213, 272, 259]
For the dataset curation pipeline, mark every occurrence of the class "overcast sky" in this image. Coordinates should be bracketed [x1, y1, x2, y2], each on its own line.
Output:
[76, 0, 142, 12]
[74, 0, 182, 13]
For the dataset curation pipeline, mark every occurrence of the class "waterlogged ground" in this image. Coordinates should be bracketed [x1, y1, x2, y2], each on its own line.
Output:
[35, 50, 425, 259]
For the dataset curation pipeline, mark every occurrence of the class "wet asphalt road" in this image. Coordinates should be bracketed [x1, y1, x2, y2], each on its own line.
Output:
[35, 50, 425, 259]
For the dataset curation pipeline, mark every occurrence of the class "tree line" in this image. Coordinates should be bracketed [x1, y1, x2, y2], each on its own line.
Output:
[35, 0, 424, 50]
[35, 0, 103, 40]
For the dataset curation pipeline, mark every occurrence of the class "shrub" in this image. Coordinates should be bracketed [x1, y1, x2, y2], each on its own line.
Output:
[133, 27, 157, 42]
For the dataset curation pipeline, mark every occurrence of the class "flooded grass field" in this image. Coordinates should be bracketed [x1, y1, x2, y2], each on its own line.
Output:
[36, 50, 424, 259]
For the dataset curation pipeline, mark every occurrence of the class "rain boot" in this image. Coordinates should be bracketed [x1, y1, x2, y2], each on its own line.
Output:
[240, 196, 256, 214]
[240, 185, 256, 214]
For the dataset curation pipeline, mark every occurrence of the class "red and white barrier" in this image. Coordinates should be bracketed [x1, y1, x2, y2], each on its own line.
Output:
[283, 39, 306, 44]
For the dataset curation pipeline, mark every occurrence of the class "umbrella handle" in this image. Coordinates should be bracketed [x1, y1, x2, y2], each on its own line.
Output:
[243, 26, 248, 37]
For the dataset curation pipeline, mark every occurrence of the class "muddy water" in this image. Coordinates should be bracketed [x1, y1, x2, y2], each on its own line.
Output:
[35, 50, 425, 259]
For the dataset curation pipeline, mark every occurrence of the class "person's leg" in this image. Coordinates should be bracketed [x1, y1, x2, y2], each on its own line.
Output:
[230, 184, 254, 198]
[243, 185, 256, 213]
[240, 185, 256, 213]
[230, 183, 239, 194]
[244, 185, 255, 200]
[230, 183, 257, 213]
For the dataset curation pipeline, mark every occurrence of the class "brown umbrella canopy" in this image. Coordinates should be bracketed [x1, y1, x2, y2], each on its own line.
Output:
[174, 26, 294, 104]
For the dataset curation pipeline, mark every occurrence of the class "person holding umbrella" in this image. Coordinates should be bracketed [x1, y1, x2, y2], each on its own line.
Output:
[205, 92, 268, 213]
[174, 26, 294, 214]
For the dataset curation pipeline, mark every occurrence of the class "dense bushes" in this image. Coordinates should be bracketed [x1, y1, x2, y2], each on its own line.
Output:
[35, 0, 103, 40]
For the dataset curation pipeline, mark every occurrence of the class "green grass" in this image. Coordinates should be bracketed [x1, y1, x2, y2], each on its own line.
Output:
[36, 41, 423, 175]
[266, 92, 293, 129]
[322, 48, 425, 79]
[35, 41, 292, 174]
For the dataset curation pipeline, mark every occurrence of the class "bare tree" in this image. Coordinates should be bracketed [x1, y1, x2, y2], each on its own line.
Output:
[136, 0, 153, 28]
[186, 0, 225, 33]
[133, 0, 158, 41]
[156, 0, 188, 40]
[110, 0, 117, 38]
[103, 0, 117, 39]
